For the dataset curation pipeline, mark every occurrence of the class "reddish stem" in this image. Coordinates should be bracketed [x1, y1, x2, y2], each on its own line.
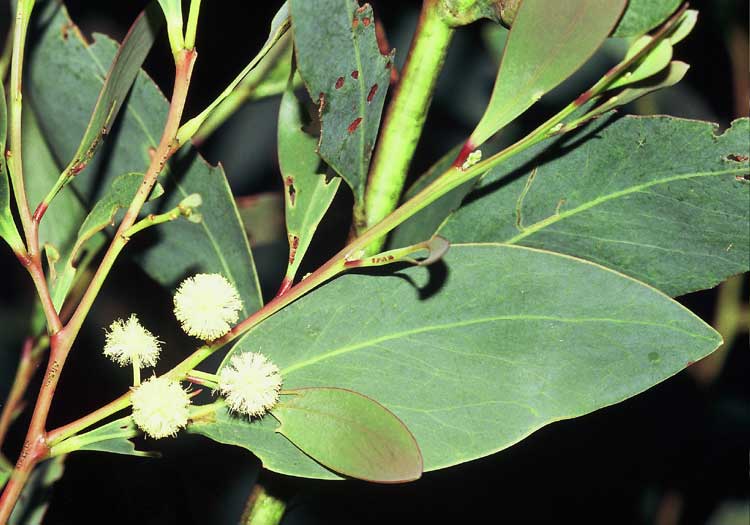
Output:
[451, 139, 476, 168]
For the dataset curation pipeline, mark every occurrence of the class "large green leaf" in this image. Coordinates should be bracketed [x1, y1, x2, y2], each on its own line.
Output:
[27, 3, 262, 313]
[469, 0, 626, 147]
[278, 76, 340, 287]
[0, 77, 24, 253]
[439, 117, 750, 297]
[290, 0, 392, 206]
[190, 244, 720, 479]
[273, 387, 422, 482]
[613, 0, 681, 37]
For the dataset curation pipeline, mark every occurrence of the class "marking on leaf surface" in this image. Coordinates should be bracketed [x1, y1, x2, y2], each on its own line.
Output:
[515, 167, 538, 232]
[348, 117, 363, 134]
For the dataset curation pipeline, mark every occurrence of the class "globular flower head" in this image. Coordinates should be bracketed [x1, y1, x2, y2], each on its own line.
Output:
[173, 273, 243, 341]
[103, 314, 161, 367]
[131, 376, 191, 439]
[219, 352, 282, 417]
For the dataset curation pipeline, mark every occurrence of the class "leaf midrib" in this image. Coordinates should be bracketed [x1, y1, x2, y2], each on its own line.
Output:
[503, 168, 745, 245]
[281, 313, 715, 376]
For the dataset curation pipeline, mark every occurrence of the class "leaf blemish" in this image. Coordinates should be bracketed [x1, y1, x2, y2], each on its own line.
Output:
[286, 176, 296, 206]
[367, 84, 378, 102]
[288, 235, 300, 264]
[726, 153, 749, 162]
[335, 77, 345, 89]
[363, 17, 371, 26]
[348, 117, 363, 134]
[351, 70, 359, 79]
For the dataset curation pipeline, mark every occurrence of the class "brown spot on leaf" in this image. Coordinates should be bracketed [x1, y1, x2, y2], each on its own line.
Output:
[367, 84, 379, 102]
[288, 235, 300, 264]
[727, 153, 749, 162]
[352, 17, 359, 29]
[335, 76, 345, 89]
[285, 177, 296, 206]
[363, 17, 371, 26]
[351, 70, 359, 79]
[348, 117, 363, 134]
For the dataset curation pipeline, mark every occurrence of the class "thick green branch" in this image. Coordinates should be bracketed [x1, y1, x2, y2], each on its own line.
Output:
[361, 0, 453, 247]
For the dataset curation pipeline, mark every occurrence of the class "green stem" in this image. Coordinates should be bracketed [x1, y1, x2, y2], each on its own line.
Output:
[186, 369, 219, 389]
[176, 18, 291, 145]
[7, 0, 35, 245]
[241, 476, 288, 525]
[192, 35, 293, 145]
[124, 205, 187, 237]
[361, 0, 454, 248]
[184, 0, 202, 50]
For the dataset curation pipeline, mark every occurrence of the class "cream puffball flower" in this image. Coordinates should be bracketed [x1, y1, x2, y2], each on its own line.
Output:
[131, 376, 191, 439]
[173, 273, 243, 341]
[219, 352, 282, 417]
[103, 314, 161, 367]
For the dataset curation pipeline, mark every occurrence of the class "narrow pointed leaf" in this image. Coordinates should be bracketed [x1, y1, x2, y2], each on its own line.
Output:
[273, 387, 422, 482]
[178, 3, 291, 143]
[60, 5, 162, 185]
[290, 0, 392, 206]
[608, 10, 696, 91]
[0, 78, 25, 252]
[28, 4, 263, 313]
[51, 416, 158, 458]
[469, 0, 626, 146]
[278, 76, 341, 284]
[608, 37, 672, 90]
[190, 244, 720, 479]
[439, 116, 750, 296]
[592, 61, 689, 117]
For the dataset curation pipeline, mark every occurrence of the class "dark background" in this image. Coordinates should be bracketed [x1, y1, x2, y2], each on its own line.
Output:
[0, 1, 748, 524]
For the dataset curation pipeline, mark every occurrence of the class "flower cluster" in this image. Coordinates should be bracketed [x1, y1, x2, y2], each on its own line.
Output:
[219, 352, 282, 417]
[173, 273, 243, 341]
[131, 376, 191, 439]
[103, 314, 161, 367]
[101, 273, 273, 439]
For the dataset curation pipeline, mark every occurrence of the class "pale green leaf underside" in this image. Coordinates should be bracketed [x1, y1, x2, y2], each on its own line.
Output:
[290, 0, 391, 205]
[190, 244, 719, 479]
[27, 3, 262, 314]
[470, 0, 626, 146]
[439, 116, 750, 297]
